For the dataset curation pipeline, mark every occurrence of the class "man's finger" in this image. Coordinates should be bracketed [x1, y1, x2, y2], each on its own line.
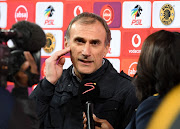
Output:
[51, 47, 70, 61]
[20, 61, 30, 72]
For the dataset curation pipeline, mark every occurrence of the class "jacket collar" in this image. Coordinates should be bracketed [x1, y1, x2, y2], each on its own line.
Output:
[56, 58, 120, 99]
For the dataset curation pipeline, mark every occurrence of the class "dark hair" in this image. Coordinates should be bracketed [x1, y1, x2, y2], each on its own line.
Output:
[65, 12, 111, 46]
[133, 30, 180, 101]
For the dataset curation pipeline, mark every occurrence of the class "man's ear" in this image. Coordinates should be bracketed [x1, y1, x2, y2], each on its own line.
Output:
[104, 43, 110, 57]
[64, 38, 70, 48]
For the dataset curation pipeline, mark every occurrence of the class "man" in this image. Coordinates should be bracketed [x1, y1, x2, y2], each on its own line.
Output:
[30, 12, 139, 129]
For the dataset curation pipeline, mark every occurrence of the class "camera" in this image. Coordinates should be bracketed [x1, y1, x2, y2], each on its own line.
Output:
[0, 21, 46, 88]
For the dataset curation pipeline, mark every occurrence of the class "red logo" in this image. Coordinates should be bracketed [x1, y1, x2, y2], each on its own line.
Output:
[82, 82, 96, 94]
[128, 62, 137, 77]
[41, 62, 46, 79]
[44, 20, 54, 25]
[15, 5, 28, 22]
[100, 4, 114, 25]
[121, 59, 138, 77]
[131, 19, 142, 25]
[63, 2, 92, 29]
[74, 5, 83, 16]
[121, 30, 150, 57]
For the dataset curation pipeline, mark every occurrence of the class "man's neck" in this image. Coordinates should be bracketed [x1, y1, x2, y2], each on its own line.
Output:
[72, 59, 105, 82]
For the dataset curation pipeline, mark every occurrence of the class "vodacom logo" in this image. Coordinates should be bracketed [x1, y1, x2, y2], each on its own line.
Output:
[128, 62, 137, 77]
[15, 5, 28, 22]
[74, 5, 83, 17]
[100, 4, 114, 25]
[132, 34, 141, 48]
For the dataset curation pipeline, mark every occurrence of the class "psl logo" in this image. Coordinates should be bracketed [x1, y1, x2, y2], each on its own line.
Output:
[74, 5, 83, 17]
[44, 5, 55, 25]
[128, 62, 137, 77]
[15, 5, 28, 22]
[100, 4, 114, 25]
[131, 5, 142, 25]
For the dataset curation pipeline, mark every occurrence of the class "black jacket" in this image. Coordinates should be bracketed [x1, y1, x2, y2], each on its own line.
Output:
[30, 59, 139, 129]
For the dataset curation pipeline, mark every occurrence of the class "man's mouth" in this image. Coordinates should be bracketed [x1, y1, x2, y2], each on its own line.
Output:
[78, 59, 93, 64]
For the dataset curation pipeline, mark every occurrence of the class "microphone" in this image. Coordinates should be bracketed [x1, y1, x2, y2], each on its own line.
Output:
[10, 20, 46, 52]
[0, 20, 46, 86]
[85, 101, 95, 129]
[79, 80, 100, 129]
[0, 20, 46, 52]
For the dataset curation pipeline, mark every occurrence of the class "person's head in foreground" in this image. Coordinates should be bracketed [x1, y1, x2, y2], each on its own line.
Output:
[133, 30, 180, 102]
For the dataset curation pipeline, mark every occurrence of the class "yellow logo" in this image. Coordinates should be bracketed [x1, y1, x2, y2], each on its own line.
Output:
[160, 4, 175, 25]
[43, 33, 56, 53]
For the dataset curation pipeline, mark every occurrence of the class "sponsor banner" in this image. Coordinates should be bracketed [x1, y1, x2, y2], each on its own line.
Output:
[40, 57, 47, 80]
[107, 58, 120, 72]
[121, 58, 138, 77]
[122, 1, 151, 28]
[0, 2, 7, 28]
[64, 2, 92, 29]
[153, 1, 180, 28]
[63, 57, 72, 69]
[36, 2, 63, 28]
[41, 30, 63, 56]
[121, 30, 150, 57]
[106, 30, 121, 57]
[93, 2, 121, 28]
[7, 2, 34, 28]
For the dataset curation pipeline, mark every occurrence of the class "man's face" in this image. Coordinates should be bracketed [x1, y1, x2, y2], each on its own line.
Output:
[65, 20, 110, 79]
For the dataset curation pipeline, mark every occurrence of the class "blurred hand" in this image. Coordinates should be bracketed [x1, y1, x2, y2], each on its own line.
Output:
[93, 114, 114, 129]
[83, 112, 87, 129]
[14, 51, 38, 87]
[45, 47, 70, 85]
[83, 113, 114, 129]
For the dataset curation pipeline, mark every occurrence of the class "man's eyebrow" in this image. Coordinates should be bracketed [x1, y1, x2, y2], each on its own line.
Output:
[90, 39, 101, 43]
[74, 37, 86, 42]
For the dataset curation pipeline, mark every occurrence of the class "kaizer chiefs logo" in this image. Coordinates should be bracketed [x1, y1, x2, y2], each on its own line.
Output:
[43, 33, 55, 53]
[160, 4, 175, 25]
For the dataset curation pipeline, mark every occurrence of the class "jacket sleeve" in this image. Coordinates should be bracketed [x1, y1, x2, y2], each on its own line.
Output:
[125, 96, 161, 129]
[121, 81, 139, 129]
[29, 78, 55, 125]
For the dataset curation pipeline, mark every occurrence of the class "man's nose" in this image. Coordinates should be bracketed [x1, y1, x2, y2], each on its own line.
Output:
[82, 43, 91, 57]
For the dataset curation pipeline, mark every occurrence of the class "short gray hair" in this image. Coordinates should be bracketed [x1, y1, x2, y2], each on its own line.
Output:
[65, 12, 111, 46]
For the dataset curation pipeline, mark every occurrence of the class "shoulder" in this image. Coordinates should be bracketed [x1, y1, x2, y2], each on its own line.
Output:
[0, 87, 14, 104]
[137, 96, 161, 111]
[119, 70, 132, 81]
[135, 96, 162, 129]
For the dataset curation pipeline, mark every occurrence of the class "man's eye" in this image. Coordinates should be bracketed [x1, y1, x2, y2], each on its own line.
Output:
[91, 41, 99, 45]
[75, 38, 84, 43]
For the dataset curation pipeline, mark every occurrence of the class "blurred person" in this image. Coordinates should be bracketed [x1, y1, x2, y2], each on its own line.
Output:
[30, 12, 139, 129]
[83, 30, 180, 129]
[0, 51, 39, 129]
[147, 84, 180, 129]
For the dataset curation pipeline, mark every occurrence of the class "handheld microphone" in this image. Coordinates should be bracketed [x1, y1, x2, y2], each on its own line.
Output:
[79, 80, 100, 129]
[85, 101, 95, 129]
